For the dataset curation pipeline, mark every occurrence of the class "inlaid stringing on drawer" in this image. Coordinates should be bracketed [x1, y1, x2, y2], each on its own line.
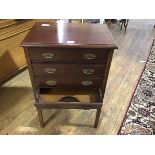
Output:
[28, 47, 109, 64]
[32, 63, 105, 77]
[35, 77, 103, 87]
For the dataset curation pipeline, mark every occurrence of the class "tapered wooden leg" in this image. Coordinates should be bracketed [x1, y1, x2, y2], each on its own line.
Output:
[94, 108, 101, 128]
[37, 108, 44, 127]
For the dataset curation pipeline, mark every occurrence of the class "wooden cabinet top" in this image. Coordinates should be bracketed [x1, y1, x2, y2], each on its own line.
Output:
[21, 22, 118, 49]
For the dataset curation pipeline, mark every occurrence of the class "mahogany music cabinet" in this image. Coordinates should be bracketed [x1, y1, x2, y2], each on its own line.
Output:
[20, 22, 117, 128]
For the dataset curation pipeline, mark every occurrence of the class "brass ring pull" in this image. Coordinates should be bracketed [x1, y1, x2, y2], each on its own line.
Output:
[83, 54, 96, 60]
[46, 80, 57, 86]
[81, 80, 93, 86]
[42, 52, 54, 59]
[83, 69, 94, 75]
[44, 68, 56, 74]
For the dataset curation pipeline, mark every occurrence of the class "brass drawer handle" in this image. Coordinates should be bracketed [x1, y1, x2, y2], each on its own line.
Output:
[42, 52, 54, 59]
[44, 68, 56, 74]
[81, 80, 93, 86]
[83, 54, 96, 60]
[46, 80, 57, 85]
[83, 69, 94, 75]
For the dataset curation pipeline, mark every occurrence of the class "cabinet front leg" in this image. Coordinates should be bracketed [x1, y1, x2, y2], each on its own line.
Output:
[94, 108, 102, 128]
[37, 108, 45, 128]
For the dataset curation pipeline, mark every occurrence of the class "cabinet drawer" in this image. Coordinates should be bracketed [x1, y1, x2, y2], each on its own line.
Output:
[28, 48, 108, 64]
[32, 63, 105, 77]
[35, 77, 103, 87]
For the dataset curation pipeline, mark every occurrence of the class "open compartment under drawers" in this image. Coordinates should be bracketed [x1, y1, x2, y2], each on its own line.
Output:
[35, 87, 103, 109]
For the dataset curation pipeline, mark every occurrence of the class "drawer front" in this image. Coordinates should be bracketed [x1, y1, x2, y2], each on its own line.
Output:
[29, 48, 108, 63]
[35, 77, 103, 87]
[32, 63, 105, 77]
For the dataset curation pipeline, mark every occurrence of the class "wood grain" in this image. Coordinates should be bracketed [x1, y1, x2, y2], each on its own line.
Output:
[21, 22, 117, 49]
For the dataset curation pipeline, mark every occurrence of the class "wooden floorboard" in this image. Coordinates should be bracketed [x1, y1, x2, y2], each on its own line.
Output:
[0, 19, 155, 134]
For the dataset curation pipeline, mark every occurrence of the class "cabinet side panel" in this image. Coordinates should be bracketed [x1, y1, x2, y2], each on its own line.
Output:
[23, 47, 38, 102]
[101, 50, 114, 101]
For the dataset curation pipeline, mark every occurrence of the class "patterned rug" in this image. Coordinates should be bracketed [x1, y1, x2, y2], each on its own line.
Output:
[119, 40, 155, 135]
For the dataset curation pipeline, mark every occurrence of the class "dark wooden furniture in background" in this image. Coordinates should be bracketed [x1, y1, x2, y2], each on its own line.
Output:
[105, 19, 129, 33]
[120, 19, 129, 33]
[68, 19, 82, 23]
[0, 19, 56, 85]
[21, 22, 117, 128]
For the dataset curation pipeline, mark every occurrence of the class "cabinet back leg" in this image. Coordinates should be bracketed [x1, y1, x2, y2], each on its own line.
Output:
[94, 108, 102, 128]
[37, 108, 45, 127]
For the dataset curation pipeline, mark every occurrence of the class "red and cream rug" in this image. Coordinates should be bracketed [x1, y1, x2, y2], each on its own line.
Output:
[119, 40, 155, 135]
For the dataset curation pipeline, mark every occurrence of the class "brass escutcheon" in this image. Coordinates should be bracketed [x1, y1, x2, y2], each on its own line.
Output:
[42, 52, 54, 59]
[83, 69, 94, 75]
[81, 80, 93, 86]
[83, 53, 96, 60]
[46, 80, 57, 85]
[44, 68, 56, 74]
